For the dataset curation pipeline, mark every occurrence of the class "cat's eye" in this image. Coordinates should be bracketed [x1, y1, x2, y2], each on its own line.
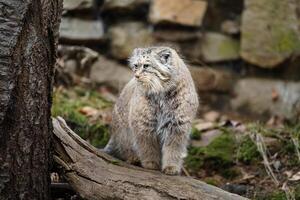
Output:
[133, 64, 138, 69]
[143, 64, 150, 69]
[163, 54, 170, 60]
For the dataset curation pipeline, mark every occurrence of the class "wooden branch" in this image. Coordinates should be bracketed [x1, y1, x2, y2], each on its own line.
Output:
[53, 117, 249, 200]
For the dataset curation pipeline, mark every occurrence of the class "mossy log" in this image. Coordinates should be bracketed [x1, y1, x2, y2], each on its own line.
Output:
[53, 117, 248, 200]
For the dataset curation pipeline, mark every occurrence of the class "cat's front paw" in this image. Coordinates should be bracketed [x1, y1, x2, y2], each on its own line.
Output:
[142, 161, 160, 170]
[126, 155, 140, 165]
[162, 166, 180, 175]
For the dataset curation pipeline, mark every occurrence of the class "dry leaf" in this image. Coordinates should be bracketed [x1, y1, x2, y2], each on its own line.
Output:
[289, 172, 300, 181]
[79, 106, 99, 117]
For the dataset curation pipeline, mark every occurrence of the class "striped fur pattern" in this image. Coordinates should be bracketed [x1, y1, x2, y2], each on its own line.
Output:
[104, 47, 199, 175]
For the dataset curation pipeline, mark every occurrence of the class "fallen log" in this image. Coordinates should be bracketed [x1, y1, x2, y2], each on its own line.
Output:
[53, 117, 248, 200]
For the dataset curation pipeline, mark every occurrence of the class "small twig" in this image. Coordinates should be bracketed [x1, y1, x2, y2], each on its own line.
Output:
[182, 167, 190, 177]
[291, 137, 300, 162]
[250, 133, 279, 186]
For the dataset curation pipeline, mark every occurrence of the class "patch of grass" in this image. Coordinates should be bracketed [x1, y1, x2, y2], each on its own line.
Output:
[247, 123, 278, 138]
[265, 191, 286, 200]
[255, 186, 300, 200]
[52, 86, 112, 148]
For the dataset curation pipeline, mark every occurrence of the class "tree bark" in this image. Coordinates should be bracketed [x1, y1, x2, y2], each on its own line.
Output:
[53, 117, 249, 200]
[0, 0, 62, 199]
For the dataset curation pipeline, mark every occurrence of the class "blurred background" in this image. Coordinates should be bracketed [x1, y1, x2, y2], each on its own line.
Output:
[52, 0, 300, 199]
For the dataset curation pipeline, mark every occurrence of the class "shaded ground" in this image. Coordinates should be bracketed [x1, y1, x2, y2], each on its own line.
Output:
[51, 85, 300, 200]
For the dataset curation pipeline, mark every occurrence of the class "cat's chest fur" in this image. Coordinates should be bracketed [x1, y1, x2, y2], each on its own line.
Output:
[147, 92, 178, 136]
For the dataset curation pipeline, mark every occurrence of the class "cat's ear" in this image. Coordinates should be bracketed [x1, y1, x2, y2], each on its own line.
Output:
[158, 49, 171, 65]
[128, 48, 139, 66]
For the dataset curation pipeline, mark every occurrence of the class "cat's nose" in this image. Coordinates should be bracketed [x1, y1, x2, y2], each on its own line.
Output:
[135, 71, 141, 79]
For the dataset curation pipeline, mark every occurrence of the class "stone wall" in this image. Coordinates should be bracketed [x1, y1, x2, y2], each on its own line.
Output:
[58, 0, 300, 120]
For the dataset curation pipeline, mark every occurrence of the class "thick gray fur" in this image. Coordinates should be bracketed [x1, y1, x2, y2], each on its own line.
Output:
[104, 46, 199, 175]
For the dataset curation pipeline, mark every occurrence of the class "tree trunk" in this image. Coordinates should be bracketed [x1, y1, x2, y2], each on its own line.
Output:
[0, 0, 62, 199]
[53, 117, 249, 200]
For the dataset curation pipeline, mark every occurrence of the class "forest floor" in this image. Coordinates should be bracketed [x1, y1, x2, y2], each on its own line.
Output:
[52, 85, 300, 200]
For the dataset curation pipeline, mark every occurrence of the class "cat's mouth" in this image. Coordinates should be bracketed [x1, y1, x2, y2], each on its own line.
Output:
[136, 75, 165, 93]
[135, 74, 170, 83]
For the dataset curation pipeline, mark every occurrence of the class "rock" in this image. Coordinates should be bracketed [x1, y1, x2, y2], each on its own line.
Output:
[63, 0, 94, 10]
[222, 184, 248, 196]
[203, 111, 221, 122]
[149, 0, 207, 27]
[63, 59, 78, 76]
[203, 0, 243, 31]
[200, 32, 240, 62]
[60, 17, 104, 43]
[273, 160, 281, 171]
[56, 45, 99, 85]
[189, 66, 235, 93]
[221, 20, 240, 35]
[241, 0, 300, 68]
[58, 45, 99, 76]
[194, 122, 215, 132]
[108, 22, 153, 60]
[89, 56, 132, 91]
[153, 29, 202, 42]
[191, 129, 222, 147]
[231, 78, 300, 120]
[102, 0, 149, 10]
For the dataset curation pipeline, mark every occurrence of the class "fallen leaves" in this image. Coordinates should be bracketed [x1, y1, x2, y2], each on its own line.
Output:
[79, 106, 98, 117]
[288, 172, 300, 181]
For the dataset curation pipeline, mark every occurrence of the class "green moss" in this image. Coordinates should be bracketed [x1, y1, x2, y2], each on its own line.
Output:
[236, 135, 260, 164]
[185, 146, 205, 170]
[264, 0, 300, 54]
[273, 29, 300, 54]
[218, 38, 240, 59]
[204, 130, 236, 165]
[191, 127, 202, 140]
[52, 86, 112, 148]
[185, 129, 236, 171]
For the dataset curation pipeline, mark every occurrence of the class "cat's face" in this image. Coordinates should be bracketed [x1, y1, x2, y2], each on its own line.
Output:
[129, 47, 176, 93]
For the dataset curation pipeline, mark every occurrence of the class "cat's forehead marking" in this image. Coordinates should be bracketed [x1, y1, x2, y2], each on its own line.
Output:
[133, 48, 153, 63]
[136, 48, 152, 56]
